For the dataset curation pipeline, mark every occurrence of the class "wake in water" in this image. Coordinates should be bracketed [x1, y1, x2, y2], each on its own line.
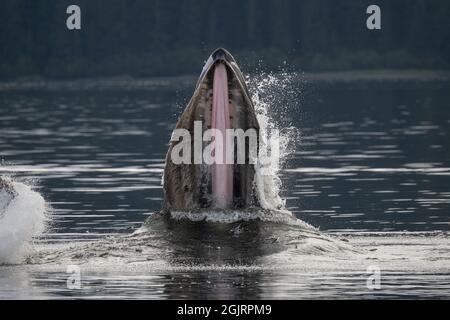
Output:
[0, 177, 47, 264]
[31, 208, 353, 269]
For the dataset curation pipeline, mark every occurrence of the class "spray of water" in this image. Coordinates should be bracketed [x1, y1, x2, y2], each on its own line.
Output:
[0, 177, 48, 264]
[247, 71, 302, 211]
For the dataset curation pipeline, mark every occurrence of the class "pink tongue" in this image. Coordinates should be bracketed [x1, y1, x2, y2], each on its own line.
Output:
[211, 63, 233, 209]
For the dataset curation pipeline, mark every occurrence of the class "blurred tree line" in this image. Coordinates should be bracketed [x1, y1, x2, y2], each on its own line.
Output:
[0, 0, 449, 78]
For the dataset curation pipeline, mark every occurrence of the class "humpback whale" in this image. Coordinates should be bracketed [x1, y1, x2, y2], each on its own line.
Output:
[0, 177, 16, 219]
[163, 48, 261, 211]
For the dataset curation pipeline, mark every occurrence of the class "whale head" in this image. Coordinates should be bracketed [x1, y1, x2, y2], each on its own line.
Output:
[163, 48, 260, 211]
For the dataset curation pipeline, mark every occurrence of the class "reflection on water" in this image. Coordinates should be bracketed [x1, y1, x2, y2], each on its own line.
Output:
[0, 78, 449, 299]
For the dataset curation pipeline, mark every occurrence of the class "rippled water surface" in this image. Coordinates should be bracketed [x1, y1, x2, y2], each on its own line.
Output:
[0, 76, 449, 299]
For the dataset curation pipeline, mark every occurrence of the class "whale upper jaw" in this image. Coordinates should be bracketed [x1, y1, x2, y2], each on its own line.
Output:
[163, 48, 260, 212]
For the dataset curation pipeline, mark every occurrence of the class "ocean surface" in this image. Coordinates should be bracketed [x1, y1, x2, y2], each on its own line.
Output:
[0, 72, 449, 299]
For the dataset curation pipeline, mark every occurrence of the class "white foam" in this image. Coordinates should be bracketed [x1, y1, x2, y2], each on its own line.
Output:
[0, 179, 47, 264]
[169, 208, 314, 229]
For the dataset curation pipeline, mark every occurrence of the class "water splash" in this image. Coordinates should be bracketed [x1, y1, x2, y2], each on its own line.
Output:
[0, 177, 48, 264]
[247, 71, 303, 210]
[168, 208, 310, 227]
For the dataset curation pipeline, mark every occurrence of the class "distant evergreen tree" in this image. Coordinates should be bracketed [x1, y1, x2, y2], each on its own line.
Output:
[0, 0, 448, 78]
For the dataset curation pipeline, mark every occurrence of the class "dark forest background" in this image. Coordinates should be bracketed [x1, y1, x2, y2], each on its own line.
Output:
[1, 0, 449, 78]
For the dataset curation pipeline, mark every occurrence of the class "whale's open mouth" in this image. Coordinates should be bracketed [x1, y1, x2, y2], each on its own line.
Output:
[211, 62, 233, 208]
[163, 48, 260, 211]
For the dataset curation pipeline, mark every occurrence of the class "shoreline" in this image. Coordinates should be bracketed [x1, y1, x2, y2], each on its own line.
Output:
[1, 69, 450, 91]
